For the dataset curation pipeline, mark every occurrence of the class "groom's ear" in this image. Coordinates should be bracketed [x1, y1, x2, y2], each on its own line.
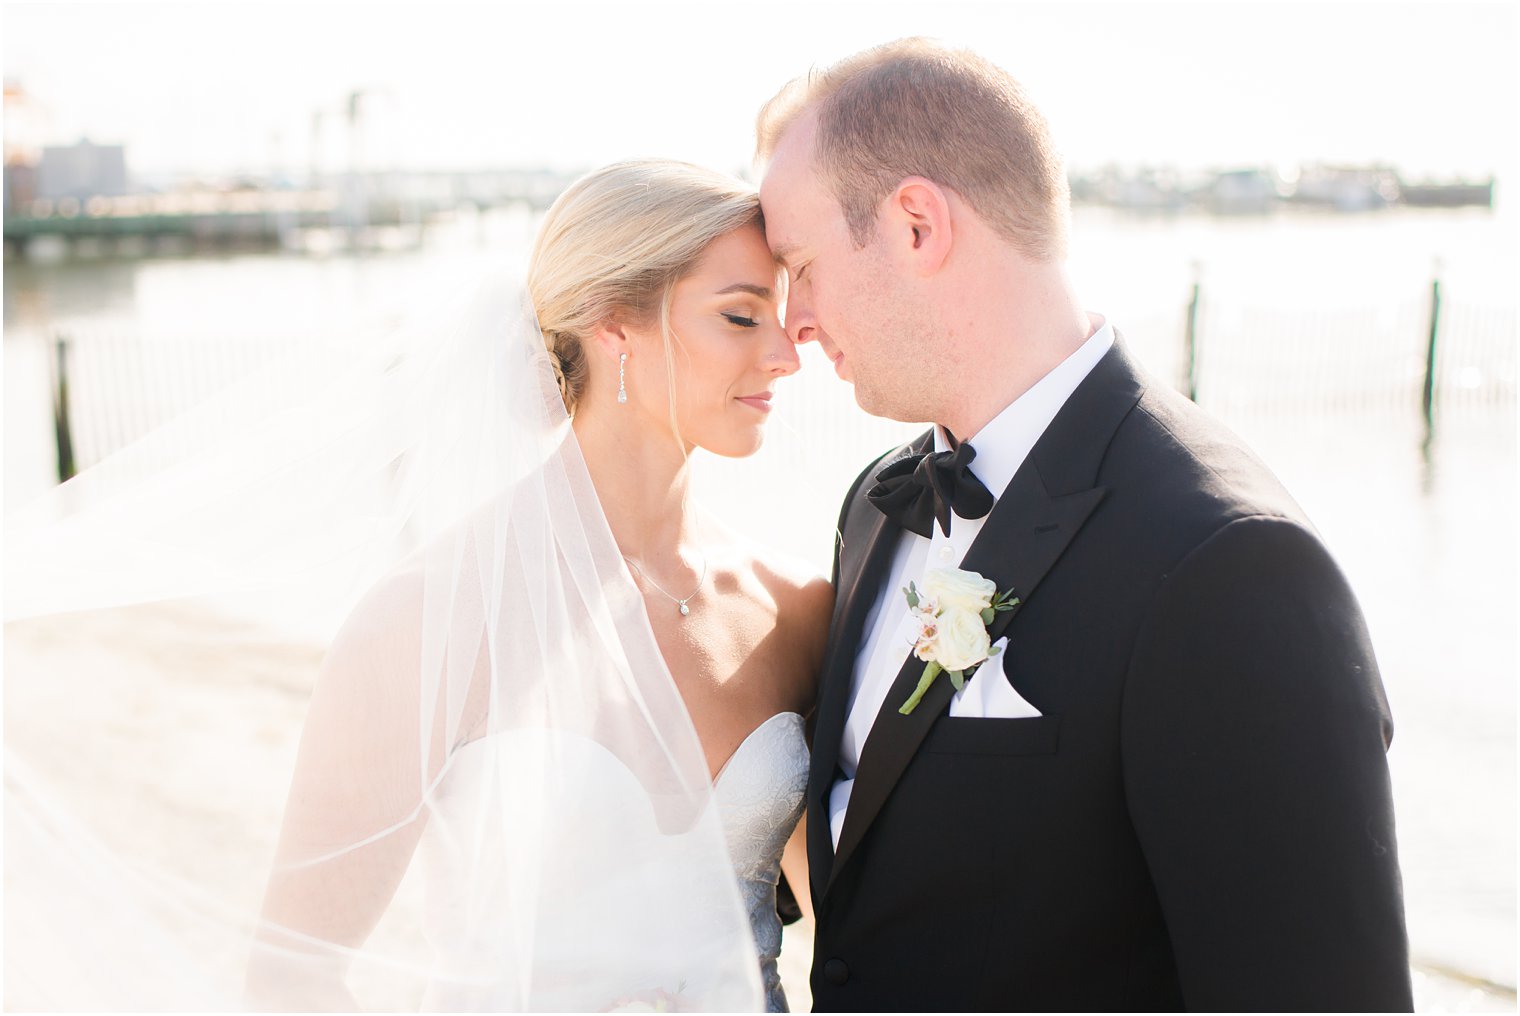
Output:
[887, 177, 953, 276]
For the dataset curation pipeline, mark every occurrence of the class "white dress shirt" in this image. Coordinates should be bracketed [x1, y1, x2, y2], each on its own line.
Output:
[828, 317, 1115, 849]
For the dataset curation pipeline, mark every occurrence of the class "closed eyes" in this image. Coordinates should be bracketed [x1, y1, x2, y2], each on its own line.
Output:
[723, 313, 760, 328]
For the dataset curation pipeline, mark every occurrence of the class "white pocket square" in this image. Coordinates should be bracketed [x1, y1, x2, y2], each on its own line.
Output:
[948, 638, 1043, 719]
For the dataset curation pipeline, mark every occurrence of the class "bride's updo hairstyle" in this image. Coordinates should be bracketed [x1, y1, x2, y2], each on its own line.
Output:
[529, 160, 763, 415]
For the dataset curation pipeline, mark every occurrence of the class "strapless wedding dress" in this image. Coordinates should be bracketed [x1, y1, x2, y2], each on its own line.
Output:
[713, 711, 809, 1012]
[417, 712, 809, 1012]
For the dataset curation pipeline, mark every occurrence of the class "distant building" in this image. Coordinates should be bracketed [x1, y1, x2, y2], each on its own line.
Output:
[1398, 176, 1494, 209]
[1207, 168, 1279, 215]
[1289, 165, 1399, 212]
[37, 139, 128, 201]
[4, 161, 38, 215]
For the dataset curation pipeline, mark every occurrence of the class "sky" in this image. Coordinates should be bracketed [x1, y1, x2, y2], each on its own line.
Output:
[3, 0, 1516, 184]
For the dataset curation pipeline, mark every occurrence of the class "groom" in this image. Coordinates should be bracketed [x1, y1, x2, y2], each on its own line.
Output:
[756, 39, 1412, 1011]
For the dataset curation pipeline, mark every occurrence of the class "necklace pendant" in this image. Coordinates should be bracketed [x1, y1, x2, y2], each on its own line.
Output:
[678, 601, 691, 617]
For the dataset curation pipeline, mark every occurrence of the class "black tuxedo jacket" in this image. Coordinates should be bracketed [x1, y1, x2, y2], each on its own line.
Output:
[807, 340, 1411, 1012]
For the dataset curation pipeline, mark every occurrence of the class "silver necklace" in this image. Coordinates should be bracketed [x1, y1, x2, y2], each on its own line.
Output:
[624, 550, 707, 617]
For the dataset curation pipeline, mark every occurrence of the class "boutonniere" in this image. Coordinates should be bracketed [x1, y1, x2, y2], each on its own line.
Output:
[899, 567, 1020, 715]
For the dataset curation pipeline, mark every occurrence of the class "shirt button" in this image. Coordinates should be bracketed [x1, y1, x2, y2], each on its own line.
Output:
[937, 544, 955, 563]
[823, 958, 850, 985]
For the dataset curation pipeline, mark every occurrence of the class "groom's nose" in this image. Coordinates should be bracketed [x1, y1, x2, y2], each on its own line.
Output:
[783, 296, 817, 346]
[780, 287, 839, 359]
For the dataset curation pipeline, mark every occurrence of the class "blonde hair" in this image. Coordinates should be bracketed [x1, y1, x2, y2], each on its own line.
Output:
[755, 37, 1069, 261]
[528, 160, 763, 415]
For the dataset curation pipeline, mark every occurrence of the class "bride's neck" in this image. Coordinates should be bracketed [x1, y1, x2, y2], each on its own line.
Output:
[572, 409, 700, 560]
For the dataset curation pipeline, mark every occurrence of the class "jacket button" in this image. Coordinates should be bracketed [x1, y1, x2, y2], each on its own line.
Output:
[824, 958, 849, 985]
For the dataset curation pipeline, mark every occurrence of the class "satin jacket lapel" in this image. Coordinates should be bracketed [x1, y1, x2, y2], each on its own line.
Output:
[826, 337, 1146, 893]
[807, 433, 931, 900]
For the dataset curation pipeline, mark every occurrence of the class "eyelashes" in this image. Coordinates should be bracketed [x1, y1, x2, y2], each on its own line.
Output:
[723, 313, 760, 328]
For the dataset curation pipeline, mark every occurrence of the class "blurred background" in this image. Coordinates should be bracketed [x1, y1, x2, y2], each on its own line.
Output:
[4, 1, 1515, 1011]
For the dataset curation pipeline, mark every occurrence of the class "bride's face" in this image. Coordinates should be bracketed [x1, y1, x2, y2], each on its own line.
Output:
[626, 223, 799, 457]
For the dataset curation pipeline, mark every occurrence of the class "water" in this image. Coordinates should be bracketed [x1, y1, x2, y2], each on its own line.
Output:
[4, 204, 1515, 998]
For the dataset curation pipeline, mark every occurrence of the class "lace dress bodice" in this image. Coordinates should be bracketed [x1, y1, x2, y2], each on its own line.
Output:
[713, 711, 810, 1013]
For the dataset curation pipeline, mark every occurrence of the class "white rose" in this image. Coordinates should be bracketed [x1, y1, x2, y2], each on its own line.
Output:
[932, 606, 992, 672]
[919, 567, 997, 614]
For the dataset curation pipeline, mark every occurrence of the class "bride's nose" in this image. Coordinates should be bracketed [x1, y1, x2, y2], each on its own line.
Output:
[763, 325, 801, 376]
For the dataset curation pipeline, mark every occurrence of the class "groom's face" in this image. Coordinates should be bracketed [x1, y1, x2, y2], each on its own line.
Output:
[760, 114, 915, 418]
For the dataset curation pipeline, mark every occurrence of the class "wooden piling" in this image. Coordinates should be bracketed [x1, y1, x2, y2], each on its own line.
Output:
[1184, 280, 1201, 402]
[1422, 277, 1441, 445]
[51, 335, 76, 483]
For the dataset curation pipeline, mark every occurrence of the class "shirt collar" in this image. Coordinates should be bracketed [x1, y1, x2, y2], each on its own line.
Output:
[934, 315, 1115, 500]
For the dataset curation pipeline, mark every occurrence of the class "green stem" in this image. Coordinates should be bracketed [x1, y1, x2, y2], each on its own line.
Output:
[898, 661, 943, 715]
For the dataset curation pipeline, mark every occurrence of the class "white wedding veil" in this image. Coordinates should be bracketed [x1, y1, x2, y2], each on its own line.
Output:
[5, 230, 764, 1008]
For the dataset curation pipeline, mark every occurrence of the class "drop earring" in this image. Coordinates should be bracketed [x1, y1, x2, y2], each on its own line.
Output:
[617, 352, 628, 404]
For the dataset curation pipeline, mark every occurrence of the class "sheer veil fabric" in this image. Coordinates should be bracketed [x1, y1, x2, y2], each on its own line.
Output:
[4, 272, 764, 1010]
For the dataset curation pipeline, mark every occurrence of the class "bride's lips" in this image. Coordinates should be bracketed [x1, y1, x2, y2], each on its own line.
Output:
[735, 392, 774, 413]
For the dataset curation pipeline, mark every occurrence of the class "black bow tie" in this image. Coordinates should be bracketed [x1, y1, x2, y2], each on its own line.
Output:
[867, 442, 995, 539]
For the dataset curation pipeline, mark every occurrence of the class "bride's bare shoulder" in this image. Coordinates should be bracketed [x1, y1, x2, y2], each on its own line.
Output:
[750, 549, 832, 616]
[321, 564, 427, 679]
[742, 546, 831, 710]
[326, 504, 495, 667]
[730, 533, 832, 644]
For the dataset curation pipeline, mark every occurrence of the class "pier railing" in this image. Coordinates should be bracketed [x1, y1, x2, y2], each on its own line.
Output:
[41, 279, 1517, 485]
[1178, 288, 1515, 419]
[46, 332, 313, 482]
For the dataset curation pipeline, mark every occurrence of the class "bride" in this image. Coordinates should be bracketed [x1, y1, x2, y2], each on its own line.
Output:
[243, 160, 828, 1011]
[6, 160, 826, 1012]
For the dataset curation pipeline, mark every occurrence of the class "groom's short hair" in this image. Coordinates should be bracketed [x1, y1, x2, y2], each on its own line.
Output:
[756, 37, 1069, 262]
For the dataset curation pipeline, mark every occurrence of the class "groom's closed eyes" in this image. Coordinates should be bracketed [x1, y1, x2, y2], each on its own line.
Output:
[769, 241, 807, 277]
